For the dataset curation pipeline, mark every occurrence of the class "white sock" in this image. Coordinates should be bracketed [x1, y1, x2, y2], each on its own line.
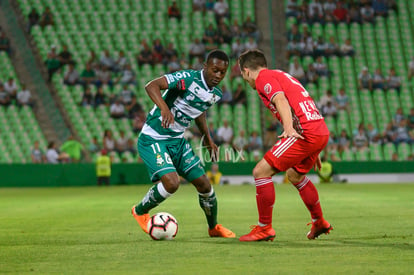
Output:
[157, 183, 172, 198]
[199, 186, 214, 198]
[258, 222, 267, 227]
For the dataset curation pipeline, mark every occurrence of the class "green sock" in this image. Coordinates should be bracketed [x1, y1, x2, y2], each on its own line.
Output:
[198, 188, 218, 229]
[135, 183, 169, 215]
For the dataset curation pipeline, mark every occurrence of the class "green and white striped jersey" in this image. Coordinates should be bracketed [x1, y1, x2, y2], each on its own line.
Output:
[140, 69, 222, 140]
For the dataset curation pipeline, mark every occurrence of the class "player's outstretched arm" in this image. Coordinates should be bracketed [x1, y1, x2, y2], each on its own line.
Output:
[145, 76, 174, 128]
[272, 93, 304, 139]
[195, 112, 218, 161]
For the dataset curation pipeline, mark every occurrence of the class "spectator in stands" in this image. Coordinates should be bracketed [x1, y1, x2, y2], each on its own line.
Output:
[44, 48, 60, 82]
[110, 98, 125, 119]
[337, 129, 351, 153]
[394, 119, 412, 145]
[191, 55, 204, 71]
[358, 66, 372, 90]
[103, 130, 115, 152]
[408, 108, 414, 130]
[152, 38, 164, 64]
[319, 89, 334, 108]
[116, 130, 129, 154]
[353, 124, 369, 151]
[4, 77, 18, 100]
[100, 49, 116, 71]
[408, 56, 414, 80]
[46, 141, 69, 164]
[95, 65, 113, 88]
[203, 23, 219, 44]
[297, 2, 310, 24]
[386, 67, 401, 93]
[88, 136, 101, 154]
[126, 95, 143, 119]
[372, 67, 385, 90]
[233, 129, 248, 152]
[333, 1, 349, 23]
[115, 50, 128, 72]
[27, 8, 40, 33]
[321, 101, 337, 118]
[188, 38, 205, 62]
[204, 37, 217, 53]
[87, 50, 99, 69]
[178, 52, 190, 69]
[80, 63, 96, 87]
[233, 83, 247, 106]
[313, 56, 329, 76]
[231, 38, 245, 59]
[286, 37, 301, 59]
[244, 37, 258, 51]
[16, 84, 33, 108]
[246, 131, 263, 153]
[39, 6, 54, 28]
[242, 16, 260, 42]
[325, 36, 339, 56]
[393, 107, 405, 125]
[80, 86, 93, 106]
[340, 38, 355, 57]
[314, 36, 328, 58]
[334, 87, 349, 111]
[31, 140, 45, 163]
[286, 24, 301, 43]
[361, 3, 375, 23]
[382, 121, 396, 143]
[116, 64, 136, 85]
[193, 0, 206, 12]
[306, 63, 319, 84]
[58, 44, 75, 67]
[289, 57, 306, 85]
[126, 138, 138, 155]
[94, 86, 107, 107]
[218, 85, 232, 105]
[168, 1, 182, 21]
[0, 31, 10, 55]
[301, 31, 315, 56]
[372, 0, 389, 17]
[0, 85, 11, 107]
[366, 123, 381, 144]
[60, 135, 84, 163]
[230, 19, 242, 39]
[63, 64, 80, 86]
[132, 111, 146, 134]
[217, 19, 232, 44]
[137, 41, 153, 66]
[163, 42, 178, 65]
[308, 0, 324, 24]
[285, 0, 301, 18]
[119, 84, 133, 105]
[348, 3, 362, 24]
[217, 120, 233, 145]
[205, 0, 215, 11]
[323, 0, 337, 21]
[213, 0, 229, 23]
[230, 62, 242, 81]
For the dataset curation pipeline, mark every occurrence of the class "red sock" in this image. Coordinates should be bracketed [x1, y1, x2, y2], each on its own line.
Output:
[293, 177, 323, 220]
[255, 177, 275, 225]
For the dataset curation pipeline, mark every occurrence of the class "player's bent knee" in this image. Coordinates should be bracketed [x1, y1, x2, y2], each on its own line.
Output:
[286, 168, 304, 184]
[161, 174, 180, 193]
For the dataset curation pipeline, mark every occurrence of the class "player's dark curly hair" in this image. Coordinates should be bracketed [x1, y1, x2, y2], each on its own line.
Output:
[238, 49, 267, 70]
[206, 49, 229, 63]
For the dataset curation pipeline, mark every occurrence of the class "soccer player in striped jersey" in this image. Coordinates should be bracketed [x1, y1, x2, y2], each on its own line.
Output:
[131, 50, 235, 238]
[238, 49, 332, 241]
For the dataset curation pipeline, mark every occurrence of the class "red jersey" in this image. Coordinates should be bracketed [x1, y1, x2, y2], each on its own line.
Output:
[255, 69, 329, 135]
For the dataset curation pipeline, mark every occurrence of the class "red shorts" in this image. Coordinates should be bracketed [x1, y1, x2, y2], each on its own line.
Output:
[264, 134, 329, 174]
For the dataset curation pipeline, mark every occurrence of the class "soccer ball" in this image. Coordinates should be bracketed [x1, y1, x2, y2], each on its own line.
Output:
[147, 212, 178, 240]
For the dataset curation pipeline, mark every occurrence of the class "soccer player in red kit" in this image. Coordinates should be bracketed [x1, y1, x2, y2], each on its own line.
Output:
[238, 49, 332, 242]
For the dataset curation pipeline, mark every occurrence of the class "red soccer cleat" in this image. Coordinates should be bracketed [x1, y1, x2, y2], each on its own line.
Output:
[239, 225, 276, 242]
[307, 218, 333, 239]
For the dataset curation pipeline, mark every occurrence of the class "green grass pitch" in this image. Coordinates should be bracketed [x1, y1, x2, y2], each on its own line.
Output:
[1, 183, 413, 274]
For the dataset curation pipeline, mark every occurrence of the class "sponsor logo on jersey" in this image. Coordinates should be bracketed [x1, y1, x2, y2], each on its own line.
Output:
[264, 83, 272, 94]
[156, 154, 164, 166]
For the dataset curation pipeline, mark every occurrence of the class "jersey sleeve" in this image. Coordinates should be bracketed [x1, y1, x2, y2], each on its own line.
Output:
[256, 73, 284, 103]
[164, 70, 192, 90]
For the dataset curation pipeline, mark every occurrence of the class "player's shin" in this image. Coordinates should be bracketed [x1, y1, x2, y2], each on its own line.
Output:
[198, 187, 218, 229]
[292, 176, 323, 220]
[135, 182, 172, 215]
[255, 177, 275, 226]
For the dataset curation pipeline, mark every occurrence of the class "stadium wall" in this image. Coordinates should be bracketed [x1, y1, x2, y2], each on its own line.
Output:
[0, 162, 413, 187]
